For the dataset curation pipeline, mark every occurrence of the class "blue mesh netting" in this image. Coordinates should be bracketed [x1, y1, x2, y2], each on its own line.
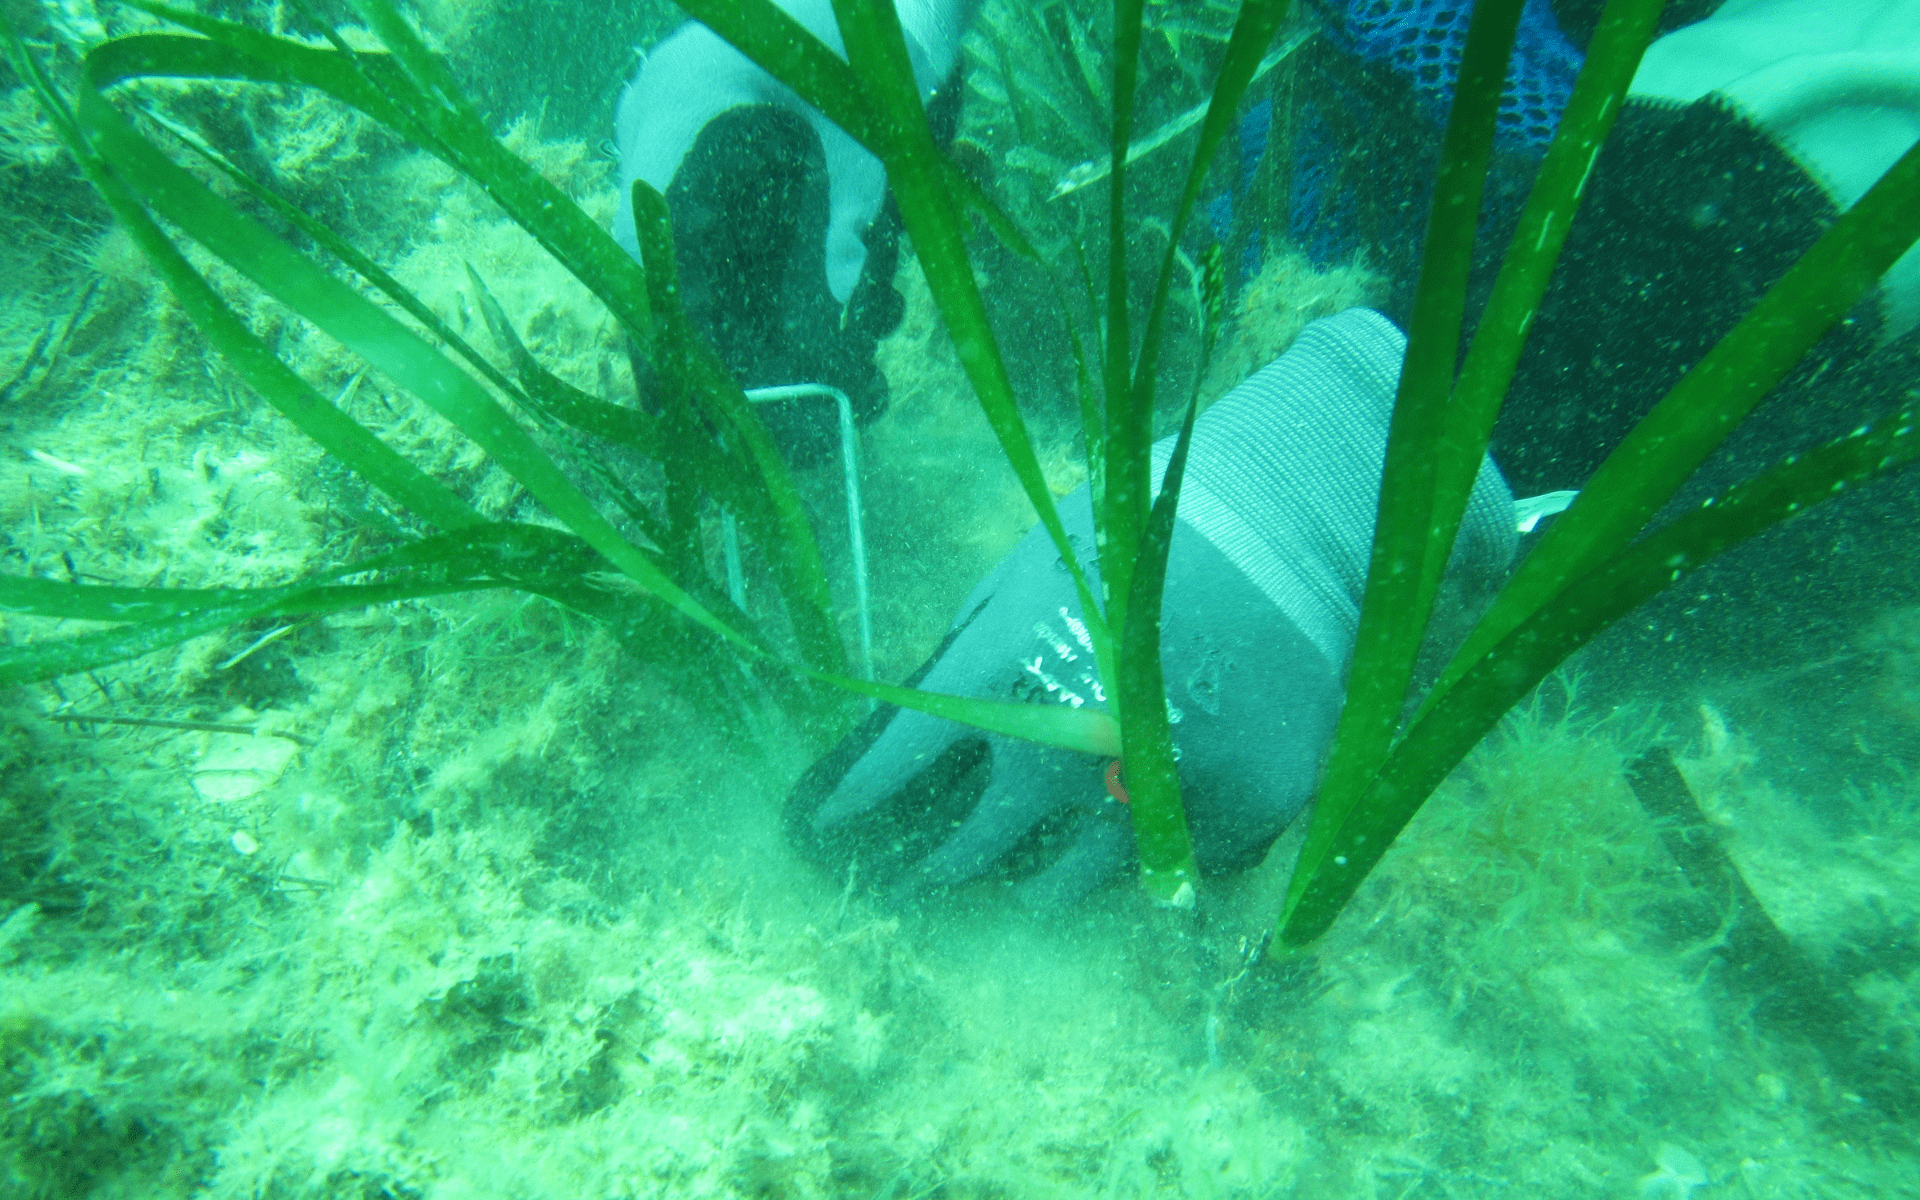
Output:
[1327, 0, 1582, 148]
[1209, 100, 1277, 278]
[1285, 106, 1354, 268]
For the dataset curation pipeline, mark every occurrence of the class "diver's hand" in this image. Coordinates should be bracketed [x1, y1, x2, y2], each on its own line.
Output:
[784, 505, 1348, 908]
[788, 499, 1126, 907]
[784, 309, 1516, 909]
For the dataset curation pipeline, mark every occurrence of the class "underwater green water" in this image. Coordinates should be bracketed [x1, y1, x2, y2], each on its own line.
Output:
[3, 0, 1918, 1196]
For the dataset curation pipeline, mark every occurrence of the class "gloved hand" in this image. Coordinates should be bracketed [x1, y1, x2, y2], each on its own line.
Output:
[610, 0, 982, 460]
[784, 308, 1520, 908]
[1629, 0, 1920, 341]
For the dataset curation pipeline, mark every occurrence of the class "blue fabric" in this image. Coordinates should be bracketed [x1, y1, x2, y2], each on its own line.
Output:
[1286, 107, 1353, 268]
[1239, 98, 1273, 180]
[1205, 100, 1278, 278]
[1326, 0, 1582, 149]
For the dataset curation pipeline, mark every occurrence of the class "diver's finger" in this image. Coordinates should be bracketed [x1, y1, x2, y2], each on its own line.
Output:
[813, 707, 965, 827]
[1014, 816, 1132, 909]
[893, 738, 1099, 894]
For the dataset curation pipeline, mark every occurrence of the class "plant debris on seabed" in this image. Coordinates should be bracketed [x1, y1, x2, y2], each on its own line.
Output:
[3, 2, 1919, 1199]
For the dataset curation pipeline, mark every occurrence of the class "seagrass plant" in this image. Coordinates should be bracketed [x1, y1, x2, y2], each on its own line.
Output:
[3, 0, 1919, 943]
